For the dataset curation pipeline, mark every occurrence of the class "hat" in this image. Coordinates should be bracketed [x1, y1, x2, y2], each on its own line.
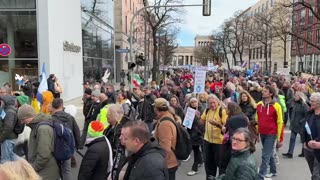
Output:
[17, 104, 36, 121]
[120, 82, 125, 86]
[91, 89, 101, 97]
[153, 98, 169, 108]
[88, 121, 105, 137]
[17, 95, 30, 106]
[84, 88, 92, 95]
[189, 97, 198, 103]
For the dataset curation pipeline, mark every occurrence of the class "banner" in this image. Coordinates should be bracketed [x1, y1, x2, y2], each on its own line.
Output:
[194, 69, 207, 93]
[183, 107, 196, 129]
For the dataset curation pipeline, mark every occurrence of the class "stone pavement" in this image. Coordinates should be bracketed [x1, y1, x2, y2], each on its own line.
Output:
[65, 97, 311, 180]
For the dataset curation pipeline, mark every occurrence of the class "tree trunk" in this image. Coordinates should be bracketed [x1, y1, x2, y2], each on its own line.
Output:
[152, 31, 158, 81]
[283, 39, 287, 68]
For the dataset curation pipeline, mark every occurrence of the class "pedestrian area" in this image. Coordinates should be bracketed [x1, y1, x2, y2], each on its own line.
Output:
[66, 97, 309, 180]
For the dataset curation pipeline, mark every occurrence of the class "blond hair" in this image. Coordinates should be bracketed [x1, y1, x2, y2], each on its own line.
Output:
[0, 159, 41, 180]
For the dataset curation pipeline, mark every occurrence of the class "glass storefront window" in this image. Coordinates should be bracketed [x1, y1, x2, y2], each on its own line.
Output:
[315, 55, 320, 75]
[0, 0, 36, 9]
[305, 55, 312, 73]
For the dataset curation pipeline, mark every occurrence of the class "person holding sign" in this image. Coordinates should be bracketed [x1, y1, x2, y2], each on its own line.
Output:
[303, 92, 320, 179]
[185, 98, 204, 176]
[200, 94, 228, 180]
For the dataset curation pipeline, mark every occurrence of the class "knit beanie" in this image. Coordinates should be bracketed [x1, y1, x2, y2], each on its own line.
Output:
[17, 95, 30, 106]
[88, 121, 105, 137]
[91, 89, 101, 97]
[17, 104, 37, 121]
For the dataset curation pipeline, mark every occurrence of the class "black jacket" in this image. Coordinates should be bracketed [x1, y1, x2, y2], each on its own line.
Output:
[173, 105, 184, 120]
[78, 136, 110, 180]
[249, 90, 262, 103]
[21, 80, 32, 98]
[142, 93, 156, 123]
[51, 111, 81, 149]
[239, 102, 256, 121]
[83, 97, 92, 118]
[0, 95, 18, 143]
[186, 106, 204, 145]
[124, 141, 169, 180]
[47, 78, 55, 95]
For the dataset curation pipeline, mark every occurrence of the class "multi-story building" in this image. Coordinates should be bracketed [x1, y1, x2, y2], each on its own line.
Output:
[114, 0, 153, 80]
[0, 0, 115, 101]
[290, 1, 320, 75]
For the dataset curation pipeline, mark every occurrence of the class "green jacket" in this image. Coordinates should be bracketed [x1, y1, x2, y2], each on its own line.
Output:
[27, 113, 60, 180]
[97, 104, 110, 129]
[218, 148, 258, 180]
[278, 95, 287, 113]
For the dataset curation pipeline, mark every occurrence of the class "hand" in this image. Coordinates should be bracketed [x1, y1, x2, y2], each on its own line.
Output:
[195, 111, 200, 117]
[209, 120, 222, 128]
[308, 140, 320, 149]
[222, 126, 226, 134]
[276, 141, 283, 149]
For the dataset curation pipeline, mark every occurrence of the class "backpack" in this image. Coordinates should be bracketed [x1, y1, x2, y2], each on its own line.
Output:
[35, 121, 75, 161]
[205, 106, 223, 119]
[160, 117, 192, 160]
[123, 103, 137, 121]
[9, 107, 25, 135]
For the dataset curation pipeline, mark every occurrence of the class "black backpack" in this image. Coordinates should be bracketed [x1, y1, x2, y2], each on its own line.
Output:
[160, 117, 192, 160]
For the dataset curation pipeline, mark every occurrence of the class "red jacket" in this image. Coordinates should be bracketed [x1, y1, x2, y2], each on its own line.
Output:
[256, 100, 284, 142]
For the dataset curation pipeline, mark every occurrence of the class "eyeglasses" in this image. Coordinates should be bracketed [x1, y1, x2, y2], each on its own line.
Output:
[231, 137, 247, 143]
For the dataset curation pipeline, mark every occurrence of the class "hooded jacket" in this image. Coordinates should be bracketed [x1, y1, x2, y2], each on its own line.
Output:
[27, 113, 60, 180]
[141, 93, 156, 123]
[51, 111, 81, 149]
[256, 100, 284, 142]
[124, 141, 169, 180]
[0, 95, 18, 143]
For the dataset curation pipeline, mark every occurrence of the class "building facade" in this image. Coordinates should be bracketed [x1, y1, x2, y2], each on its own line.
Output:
[0, 0, 115, 101]
[172, 46, 195, 66]
[290, 1, 320, 75]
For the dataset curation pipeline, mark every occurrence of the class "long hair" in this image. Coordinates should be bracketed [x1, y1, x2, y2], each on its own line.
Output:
[239, 91, 257, 109]
[233, 128, 256, 153]
[0, 159, 41, 180]
[169, 106, 182, 124]
[227, 102, 243, 117]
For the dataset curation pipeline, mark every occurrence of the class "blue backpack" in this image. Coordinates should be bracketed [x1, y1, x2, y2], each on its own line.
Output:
[36, 121, 75, 161]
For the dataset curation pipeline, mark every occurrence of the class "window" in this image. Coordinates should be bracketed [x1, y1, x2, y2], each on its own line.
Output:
[315, 55, 320, 74]
[253, 48, 255, 59]
[271, 0, 274, 7]
[317, 29, 320, 44]
[260, 46, 263, 58]
[308, 9, 313, 24]
[125, 16, 128, 34]
[301, 9, 306, 26]
[307, 31, 313, 47]
[305, 55, 312, 73]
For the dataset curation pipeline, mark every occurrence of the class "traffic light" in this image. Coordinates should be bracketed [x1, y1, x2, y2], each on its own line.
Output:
[128, 62, 136, 70]
[136, 53, 145, 66]
[203, 0, 211, 16]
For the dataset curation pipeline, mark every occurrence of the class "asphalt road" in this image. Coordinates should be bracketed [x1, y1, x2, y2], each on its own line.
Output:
[66, 97, 310, 180]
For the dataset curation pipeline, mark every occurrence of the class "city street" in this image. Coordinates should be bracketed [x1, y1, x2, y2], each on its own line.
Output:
[66, 97, 310, 180]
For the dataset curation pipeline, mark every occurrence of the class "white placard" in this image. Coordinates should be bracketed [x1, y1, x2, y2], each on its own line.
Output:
[183, 107, 196, 129]
[194, 69, 207, 93]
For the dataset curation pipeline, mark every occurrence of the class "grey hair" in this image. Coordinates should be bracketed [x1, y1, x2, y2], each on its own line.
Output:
[226, 82, 236, 92]
[233, 128, 256, 153]
[108, 104, 124, 121]
[0, 86, 10, 94]
[310, 92, 320, 104]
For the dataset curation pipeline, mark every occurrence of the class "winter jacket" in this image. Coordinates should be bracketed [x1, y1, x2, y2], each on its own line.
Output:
[51, 111, 81, 149]
[286, 88, 295, 109]
[123, 141, 169, 180]
[256, 100, 284, 142]
[187, 106, 204, 145]
[277, 95, 287, 113]
[239, 102, 256, 122]
[27, 113, 60, 180]
[249, 90, 262, 103]
[217, 148, 258, 180]
[47, 78, 55, 96]
[141, 93, 156, 123]
[21, 80, 33, 98]
[78, 136, 111, 180]
[154, 112, 178, 169]
[88, 101, 101, 122]
[173, 105, 185, 121]
[0, 95, 18, 143]
[83, 97, 92, 119]
[291, 100, 309, 133]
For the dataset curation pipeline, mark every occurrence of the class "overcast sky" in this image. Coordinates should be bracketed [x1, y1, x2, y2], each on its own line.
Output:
[177, 0, 258, 46]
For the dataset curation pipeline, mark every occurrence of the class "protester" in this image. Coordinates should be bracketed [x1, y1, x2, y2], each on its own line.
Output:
[256, 85, 284, 179]
[40, 90, 54, 114]
[141, 85, 156, 132]
[170, 95, 185, 120]
[154, 98, 178, 180]
[78, 121, 113, 180]
[200, 94, 228, 179]
[120, 121, 168, 180]
[239, 91, 256, 121]
[17, 104, 60, 179]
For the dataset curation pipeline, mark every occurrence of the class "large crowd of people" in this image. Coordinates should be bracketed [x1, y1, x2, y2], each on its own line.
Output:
[0, 69, 320, 180]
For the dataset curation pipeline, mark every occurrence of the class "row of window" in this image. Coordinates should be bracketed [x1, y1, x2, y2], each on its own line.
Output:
[250, 0, 274, 17]
[292, 29, 320, 49]
[249, 46, 272, 60]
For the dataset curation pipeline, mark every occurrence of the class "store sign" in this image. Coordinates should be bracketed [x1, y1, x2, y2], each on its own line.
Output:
[0, 43, 12, 56]
[63, 41, 81, 53]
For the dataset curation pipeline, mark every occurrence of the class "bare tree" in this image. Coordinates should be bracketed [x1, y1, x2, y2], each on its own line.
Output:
[142, 0, 183, 81]
[159, 28, 179, 65]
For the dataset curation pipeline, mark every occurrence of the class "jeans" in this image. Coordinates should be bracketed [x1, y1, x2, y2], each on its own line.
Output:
[61, 159, 72, 180]
[1, 139, 19, 163]
[191, 145, 202, 172]
[304, 148, 320, 180]
[259, 134, 277, 180]
[203, 140, 222, 179]
[145, 122, 154, 133]
[288, 131, 304, 155]
[168, 166, 178, 180]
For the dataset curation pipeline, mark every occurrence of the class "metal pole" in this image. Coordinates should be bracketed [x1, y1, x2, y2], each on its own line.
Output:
[129, 4, 207, 87]
[144, 15, 147, 84]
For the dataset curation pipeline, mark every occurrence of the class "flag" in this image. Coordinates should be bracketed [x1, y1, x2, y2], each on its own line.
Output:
[37, 63, 48, 105]
[132, 74, 144, 87]
[241, 61, 247, 68]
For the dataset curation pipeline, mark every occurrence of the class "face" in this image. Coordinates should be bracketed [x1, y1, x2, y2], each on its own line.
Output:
[117, 93, 124, 101]
[170, 98, 177, 106]
[144, 89, 151, 95]
[231, 132, 248, 151]
[0, 90, 6, 96]
[208, 98, 219, 110]
[120, 128, 139, 153]
[21, 117, 33, 125]
[107, 110, 117, 125]
[271, 83, 277, 89]
[84, 93, 91, 99]
[262, 88, 272, 99]
[190, 101, 198, 108]
[106, 86, 113, 93]
[91, 95, 99, 102]
[310, 97, 320, 110]
[241, 94, 248, 102]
